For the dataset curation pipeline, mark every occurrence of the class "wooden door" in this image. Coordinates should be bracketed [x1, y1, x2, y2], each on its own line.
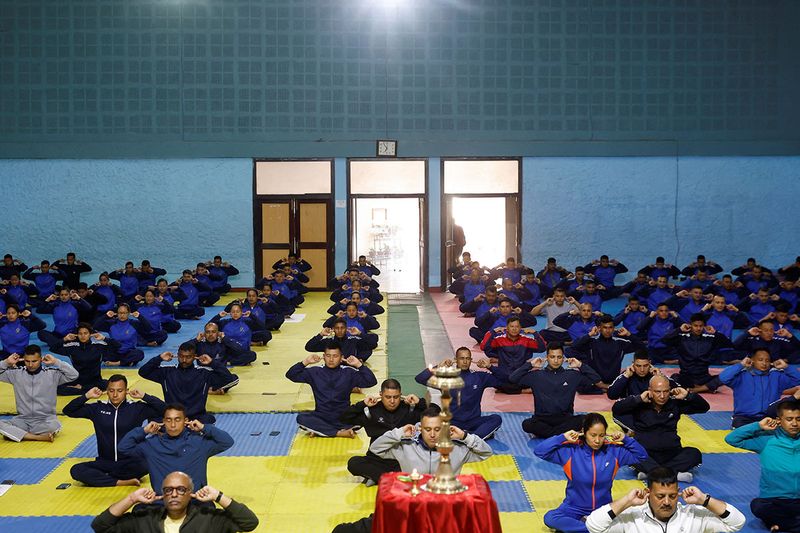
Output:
[297, 200, 331, 289]
[255, 198, 332, 289]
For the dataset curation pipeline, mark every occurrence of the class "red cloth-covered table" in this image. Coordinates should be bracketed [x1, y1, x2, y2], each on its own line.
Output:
[372, 472, 502, 533]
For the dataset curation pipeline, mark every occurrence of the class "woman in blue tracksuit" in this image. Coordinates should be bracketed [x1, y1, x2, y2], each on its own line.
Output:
[132, 290, 170, 346]
[0, 304, 46, 356]
[208, 303, 264, 354]
[534, 412, 649, 533]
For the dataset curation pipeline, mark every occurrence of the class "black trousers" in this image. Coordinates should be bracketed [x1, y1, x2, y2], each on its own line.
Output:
[522, 414, 584, 438]
[636, 446, 702, 474]
[347, 454, 400, 484]
[751, 498, 800, 532]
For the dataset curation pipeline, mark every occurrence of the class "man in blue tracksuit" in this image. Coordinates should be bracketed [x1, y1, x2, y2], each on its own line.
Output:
[490, 257, 525, 284]
[64, 375, 166, 486]
[0, 254, 28, 281]
[724, 399, 800, 533]
[171, 270, 210, 319]
[570, 315, 645, 394]
[274, 253, 314, 275]
[228, 289, 284, 335]
[415, 347, 503, 439]
[640, 275, 677, 312]
[612, 296, 647, 335]
[117, 403, 234, 496]
[23, 260, 65, 309]
[709, 274, 749, 307]
[192, 263, 221, 307]
[207, 255, 240, 294]
[619, 272, 651, 300]
[569, 280, 603, 311]
[740, 287, 779, 325]
[553, 303, 601, 343]
[537, 257, 571, 292]
[661, 313, 731, 393]
[109, 262, 141, 302]
[509, 343, 603, 438]
[719, 349, 800, 428]
[286, 341, 377, 437]
[636, 304, 682, 363]
[138, 342, 233, 424]
[584, 256, 628, 300]
[460, 284, 499, 319]
[665, 285, 707, 323]
[135, 260, 167, 294]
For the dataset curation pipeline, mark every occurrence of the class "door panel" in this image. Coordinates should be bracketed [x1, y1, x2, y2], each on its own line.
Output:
[299, 202, 328, 242]
[261, 249, 290, 279]
[261, 203, 290, 244]
[299, 248, 328, 289]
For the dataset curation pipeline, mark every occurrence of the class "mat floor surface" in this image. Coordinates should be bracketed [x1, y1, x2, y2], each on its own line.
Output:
[0, 293, 776, 531]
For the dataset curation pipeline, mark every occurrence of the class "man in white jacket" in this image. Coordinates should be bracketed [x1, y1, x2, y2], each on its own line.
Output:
[586, 467, 746, 533]
[369, 406, 493, 474]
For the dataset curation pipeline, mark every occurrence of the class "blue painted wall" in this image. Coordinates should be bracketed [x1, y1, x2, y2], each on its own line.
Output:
[0, 159, 254, 284]
[427, 158, 442, 287]
[521, 156, 800, 278]
[1, 0, 798, 158]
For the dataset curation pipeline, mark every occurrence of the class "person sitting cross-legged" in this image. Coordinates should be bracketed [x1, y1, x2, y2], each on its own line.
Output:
[724, 399, 800, 533]
[0, 346, 79, 442]
[286, 341, 378, 438]
[612, 375, 710, 482]
[342, 379, 426, 486]
[369, 405, 493, 475]
[64, 375, 166, 487]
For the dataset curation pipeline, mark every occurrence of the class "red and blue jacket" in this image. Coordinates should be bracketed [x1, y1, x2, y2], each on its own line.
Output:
[534, 434, 648, 514]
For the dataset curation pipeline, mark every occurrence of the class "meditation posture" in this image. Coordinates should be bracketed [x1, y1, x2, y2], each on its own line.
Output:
[286, 342, 378, 437]
[64, 375, 166, 487]
[0, 346, 79, 441]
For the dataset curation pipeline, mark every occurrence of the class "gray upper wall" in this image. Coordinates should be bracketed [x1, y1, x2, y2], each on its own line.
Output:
[1, 0, 798, 158]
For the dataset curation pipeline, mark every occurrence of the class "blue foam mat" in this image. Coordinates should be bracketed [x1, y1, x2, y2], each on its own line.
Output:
[215, 412, 297, 456]
[689, 411, 734, 430]
[488, 480, 534, 512]
[489, 413, 538, 457]
[67, 435, 98, 458]
[0, 458, 64, 484]
[0, 516, 95, 532]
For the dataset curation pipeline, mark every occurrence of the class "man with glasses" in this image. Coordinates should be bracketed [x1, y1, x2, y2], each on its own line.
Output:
[91, 471, 258, 532]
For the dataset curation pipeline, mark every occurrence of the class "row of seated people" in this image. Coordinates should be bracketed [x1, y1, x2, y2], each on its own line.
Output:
[334, 339, 799, 533]
[450, 253, 800, 314]
[284, 257, 384, 442]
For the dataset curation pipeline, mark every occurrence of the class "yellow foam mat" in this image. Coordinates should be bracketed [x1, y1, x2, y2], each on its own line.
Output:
[0, 416, 93, 459]
[288, 432, 370, 457]
[677, 418, 743, 453]
[462, 454, 522, 481]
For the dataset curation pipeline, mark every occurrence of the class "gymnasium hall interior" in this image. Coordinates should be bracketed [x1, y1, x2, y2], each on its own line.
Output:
[1, 1, 799, 532]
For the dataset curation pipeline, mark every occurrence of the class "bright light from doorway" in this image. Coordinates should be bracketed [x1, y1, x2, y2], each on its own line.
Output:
[452, 197, 506, 269]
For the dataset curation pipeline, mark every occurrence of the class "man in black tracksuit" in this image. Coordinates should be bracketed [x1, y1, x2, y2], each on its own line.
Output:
[608, 351, 677, 432]
[612, 374, 710, 481]
[508, 343, 603, 438]
[341, 379, 427, 485]
[661, 313, 730, 393]
[569, 314, 644, 394]
[63, 374, 165, 486]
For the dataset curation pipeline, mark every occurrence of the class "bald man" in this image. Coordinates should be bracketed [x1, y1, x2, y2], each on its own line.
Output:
[90, 471, 258, 532]
[612, 375, 710, 482]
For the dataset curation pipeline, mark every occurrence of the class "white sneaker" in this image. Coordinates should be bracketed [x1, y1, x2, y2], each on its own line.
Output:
[677, 472, 693, 483]
[637, 472, 648, 481]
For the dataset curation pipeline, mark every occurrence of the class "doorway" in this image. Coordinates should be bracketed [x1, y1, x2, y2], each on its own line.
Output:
[353, 197, 423, 293]
[441, 158, 521, 287]
[348, 159, 428, 294]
